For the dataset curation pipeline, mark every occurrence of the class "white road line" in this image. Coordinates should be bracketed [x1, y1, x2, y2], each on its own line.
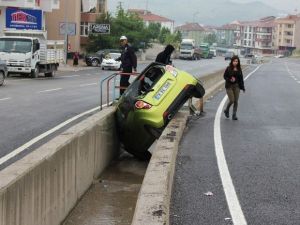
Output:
[38, 88, 62, 93]
[214, 65, 261, 225]
[0, 97, 11, 101]
[79, 83, 97, 87]
[0, 105, 111, 166]
[63, 75, 80, 78]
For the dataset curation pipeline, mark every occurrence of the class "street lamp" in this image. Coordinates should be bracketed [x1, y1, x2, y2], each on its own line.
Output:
[193, 11, 199, 23]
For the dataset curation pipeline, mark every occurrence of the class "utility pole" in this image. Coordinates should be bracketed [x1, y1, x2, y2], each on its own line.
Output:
[64, 0, 69, 64]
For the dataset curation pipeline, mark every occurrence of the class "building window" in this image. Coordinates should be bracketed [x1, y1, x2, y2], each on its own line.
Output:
[286, 31, 293, 36]
[80, 22, 95, 36]
[287, 24, 294, 28]
[286, 39, 292, 44]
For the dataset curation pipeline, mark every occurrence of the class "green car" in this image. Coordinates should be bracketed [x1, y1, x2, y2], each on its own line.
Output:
[116, 62, 205, 160]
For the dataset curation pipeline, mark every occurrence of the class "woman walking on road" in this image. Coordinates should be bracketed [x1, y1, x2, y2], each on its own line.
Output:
[223, 55, 245, 120]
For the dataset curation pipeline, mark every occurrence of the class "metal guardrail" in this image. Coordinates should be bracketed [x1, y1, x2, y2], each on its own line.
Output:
[100, 71, 139, 110]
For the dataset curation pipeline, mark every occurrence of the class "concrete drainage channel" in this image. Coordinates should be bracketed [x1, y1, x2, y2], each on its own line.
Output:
[0, 67, 250, 225]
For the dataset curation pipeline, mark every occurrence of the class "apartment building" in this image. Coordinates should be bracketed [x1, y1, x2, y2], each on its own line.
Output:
[0, 0, 59, 37]
[45, 0, 107, 53]
[128, 9, 174, 33]
[175, 23, 207, 46]
[216, 23, 237, 47]
[234, 16, 275, 55]
[273, 15, 300, 54]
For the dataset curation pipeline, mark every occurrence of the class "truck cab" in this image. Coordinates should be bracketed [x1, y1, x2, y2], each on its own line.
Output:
[0, 34, 64, 78]
[0, 37, 40, 76]
[179, 39, 201, 60]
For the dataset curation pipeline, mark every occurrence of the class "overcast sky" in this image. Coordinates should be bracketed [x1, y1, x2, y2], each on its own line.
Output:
[109, 0, 299, 13]
[108, 0, 299, 25]
[232, 0, 299, 12]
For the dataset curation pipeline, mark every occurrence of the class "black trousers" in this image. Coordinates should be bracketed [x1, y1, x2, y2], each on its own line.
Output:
[120, 67, 132, 95]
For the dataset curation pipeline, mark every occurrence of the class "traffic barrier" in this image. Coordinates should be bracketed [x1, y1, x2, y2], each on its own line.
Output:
[0, 107, 119, 225]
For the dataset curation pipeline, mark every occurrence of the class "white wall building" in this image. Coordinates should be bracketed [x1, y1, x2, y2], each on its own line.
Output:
[128, 9, 174, 33]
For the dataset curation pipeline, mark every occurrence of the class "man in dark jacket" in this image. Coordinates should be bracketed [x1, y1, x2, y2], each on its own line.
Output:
[155, 44, 175, 65]
[119, 35, 137, 95]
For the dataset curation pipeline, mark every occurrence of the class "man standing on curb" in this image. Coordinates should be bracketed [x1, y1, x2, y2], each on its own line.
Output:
[119, 35, 137, 95]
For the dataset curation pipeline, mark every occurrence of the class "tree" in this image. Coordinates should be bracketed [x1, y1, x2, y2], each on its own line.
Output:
[147, 23, 161, 40]
[158, 27, 171, 44]
[203, 33, 217, 45]
[164, 31, 182, 49]
[86, 7, 152, 52]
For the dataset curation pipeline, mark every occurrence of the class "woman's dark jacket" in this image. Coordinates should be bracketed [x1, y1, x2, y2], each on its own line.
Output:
[155, 45, 175, 65]
[223, 66, 245, 91]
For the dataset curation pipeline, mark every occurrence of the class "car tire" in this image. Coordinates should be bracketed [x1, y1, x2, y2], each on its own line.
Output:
[0, 71, 5, 86]
[91, 59, 100, 67]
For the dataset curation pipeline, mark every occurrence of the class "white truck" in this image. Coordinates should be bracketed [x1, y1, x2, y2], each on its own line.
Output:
[0, 33, 64, 78]
[179, 39, 201, 60]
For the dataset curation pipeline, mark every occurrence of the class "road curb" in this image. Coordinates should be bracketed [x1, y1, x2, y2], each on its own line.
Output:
[131, 111, 189, 225]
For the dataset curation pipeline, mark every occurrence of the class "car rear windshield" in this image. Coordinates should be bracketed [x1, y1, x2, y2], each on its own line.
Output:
[128, 64, 166, 97]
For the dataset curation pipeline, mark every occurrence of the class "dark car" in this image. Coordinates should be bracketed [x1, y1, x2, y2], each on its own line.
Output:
[85, 49, 121, 67]
[0, 60, 7, 86]
[244, 53, 254, 58]
[115, 62, 205, 160]
[224, 52, 234, 60]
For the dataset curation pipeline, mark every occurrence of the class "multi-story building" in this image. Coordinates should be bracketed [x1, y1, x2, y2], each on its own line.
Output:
[128, 9, 174, 33]
[216, 23, 237, 47]
[234, 16, 275, 55]
[45, 0, 107, 53]
[273, 15, 300, 54]
[0, 0, 60, 37]
[175, 23, 207, 46]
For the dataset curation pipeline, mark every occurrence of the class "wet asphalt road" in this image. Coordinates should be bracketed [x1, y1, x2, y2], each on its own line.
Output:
[170, 58, 300, 225]
[0, 57, 227, 169]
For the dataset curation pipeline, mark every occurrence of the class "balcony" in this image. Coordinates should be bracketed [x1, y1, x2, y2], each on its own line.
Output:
[81, 12, 105, 23]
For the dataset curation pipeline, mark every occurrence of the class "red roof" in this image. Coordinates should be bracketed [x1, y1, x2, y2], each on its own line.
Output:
[175, 23, 205, 31]
[128, 9, 173, 22]
[276, 15, 300, 22]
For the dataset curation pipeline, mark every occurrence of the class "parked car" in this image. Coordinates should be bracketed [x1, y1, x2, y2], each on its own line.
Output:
[274, 54, 285, 58]
[0, 60, 8, 86]
[244, 53, 254, 58]
[224, 52, 234, 60]
[115, 62, 205, 160]
[85, 49, 121, 67]
[101, 53, 121, 70]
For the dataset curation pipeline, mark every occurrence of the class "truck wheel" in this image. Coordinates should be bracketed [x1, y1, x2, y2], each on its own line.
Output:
[0, 72, 4, 86]
[91, 59, 99, 67]
[45, 71, 54, 77]
[31, 66, 39, 78]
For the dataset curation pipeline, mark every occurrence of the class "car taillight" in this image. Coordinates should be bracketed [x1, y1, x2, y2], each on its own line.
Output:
[135, 100, 152, 109]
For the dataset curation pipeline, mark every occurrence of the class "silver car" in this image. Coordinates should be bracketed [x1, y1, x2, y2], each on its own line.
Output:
[0, 60, 7, 86]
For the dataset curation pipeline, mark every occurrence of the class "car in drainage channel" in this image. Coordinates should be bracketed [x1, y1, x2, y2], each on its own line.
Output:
[115, 62, 205, 160]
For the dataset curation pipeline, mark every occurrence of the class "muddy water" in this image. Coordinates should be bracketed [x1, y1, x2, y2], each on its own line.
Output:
[63, 152, 148, 225]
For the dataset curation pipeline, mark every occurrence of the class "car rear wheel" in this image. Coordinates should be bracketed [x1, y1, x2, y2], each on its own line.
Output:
[0, 72, 5, 86]
[91, 59, 100, 67]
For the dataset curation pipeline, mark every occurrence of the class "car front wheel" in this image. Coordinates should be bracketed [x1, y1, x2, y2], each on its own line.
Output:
[91, 59, 99, 67]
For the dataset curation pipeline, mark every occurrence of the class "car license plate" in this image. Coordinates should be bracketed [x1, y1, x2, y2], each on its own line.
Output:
[154, 81, 171, 100]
